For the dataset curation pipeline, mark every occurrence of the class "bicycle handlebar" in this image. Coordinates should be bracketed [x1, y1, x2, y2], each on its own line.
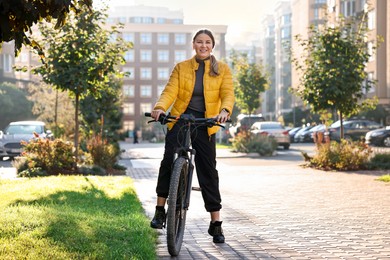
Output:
[144, 112, 231, 128]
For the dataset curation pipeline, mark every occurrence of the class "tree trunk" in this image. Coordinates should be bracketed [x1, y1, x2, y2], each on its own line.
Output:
[74, 92, 79, 160]
[339, 111, 344, 140]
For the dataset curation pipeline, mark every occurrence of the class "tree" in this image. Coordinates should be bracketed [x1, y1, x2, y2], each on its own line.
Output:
[27, 82, 75, 138]
[292, 13, 380, 138]
[0, 82, 34, 129]
[0, 0, 92, 56]
[231, 52, 269, 115]
[32, 4, 132, 158]
[80, 77, 123, 140]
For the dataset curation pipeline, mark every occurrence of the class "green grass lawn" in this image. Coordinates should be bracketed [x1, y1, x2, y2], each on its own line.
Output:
[0, 176, 157, 259]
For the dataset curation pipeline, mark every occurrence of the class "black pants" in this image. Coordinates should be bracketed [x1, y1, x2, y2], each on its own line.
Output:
[156, 109, 222, 212]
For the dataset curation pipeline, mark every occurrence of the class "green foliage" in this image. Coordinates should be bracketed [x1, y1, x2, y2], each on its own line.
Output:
[367, 153, 390, 170]
[27, 83, 75, 138]
[13, 138, 77, 176]
[230, 51, 269, 114]
[292, 13, 381, 137]
[232, 131, 277, 156]
[0, 0, 92, 56]
[80, 78, 123, 138]
[377, 175, 390, 182]
[32, 5, 132, 157]
[85, 135, 121, 173]
[0, 82, 34, 130]
[308, 140, 373, 171]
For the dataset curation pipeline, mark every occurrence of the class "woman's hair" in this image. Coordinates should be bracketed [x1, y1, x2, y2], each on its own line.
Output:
[193, 29, 219, 76]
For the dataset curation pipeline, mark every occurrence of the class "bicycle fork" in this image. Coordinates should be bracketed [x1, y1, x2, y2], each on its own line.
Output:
[184, 149, 196, 210]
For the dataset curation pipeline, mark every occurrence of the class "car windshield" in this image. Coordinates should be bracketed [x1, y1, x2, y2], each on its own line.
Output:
[6, 125, 43, 135]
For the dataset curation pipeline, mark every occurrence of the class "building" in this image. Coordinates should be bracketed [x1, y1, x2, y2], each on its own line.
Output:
[107, 5, 228, 132]
[260, 1, 292, 121]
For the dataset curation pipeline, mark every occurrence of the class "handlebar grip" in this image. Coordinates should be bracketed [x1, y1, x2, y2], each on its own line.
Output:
[144, 112, 152, 117]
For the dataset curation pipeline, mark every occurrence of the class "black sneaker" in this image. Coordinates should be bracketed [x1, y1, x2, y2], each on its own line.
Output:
[150, 206, 166, 229]
[208, 221, 225, 243]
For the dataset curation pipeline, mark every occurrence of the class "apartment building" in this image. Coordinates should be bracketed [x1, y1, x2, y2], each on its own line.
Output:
[107, 5, 228, 132]
[260, 1, 292, 121]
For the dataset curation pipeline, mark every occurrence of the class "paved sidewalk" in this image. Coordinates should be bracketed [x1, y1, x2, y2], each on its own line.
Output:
[121, 142, 390, 260]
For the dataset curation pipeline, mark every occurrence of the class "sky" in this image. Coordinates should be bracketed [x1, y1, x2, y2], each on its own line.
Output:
[94, 0, 281, 45]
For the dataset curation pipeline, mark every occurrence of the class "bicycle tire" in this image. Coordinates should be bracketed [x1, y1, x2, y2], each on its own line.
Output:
[166, 157, 188, 256]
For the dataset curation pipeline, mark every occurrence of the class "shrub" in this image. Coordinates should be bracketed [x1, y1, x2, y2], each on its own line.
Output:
[85, 135, 120, 171]
[232, 131, 277, 156]
[308, 140, 372, 171]
[14, 138, 77, 176]
[367, 153, 390, 170]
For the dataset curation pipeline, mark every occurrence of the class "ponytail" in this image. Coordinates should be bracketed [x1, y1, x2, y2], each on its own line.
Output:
[209, 55, 219, 77]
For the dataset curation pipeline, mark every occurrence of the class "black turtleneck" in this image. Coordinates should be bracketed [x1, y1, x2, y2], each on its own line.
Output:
[188, 58, 207, 112]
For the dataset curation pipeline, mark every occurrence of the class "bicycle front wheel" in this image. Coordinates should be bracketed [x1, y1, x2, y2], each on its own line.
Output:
[166, 157, 188, 256]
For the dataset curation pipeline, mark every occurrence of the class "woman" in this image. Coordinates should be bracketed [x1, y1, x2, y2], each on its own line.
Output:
[150, 28, 235, 243]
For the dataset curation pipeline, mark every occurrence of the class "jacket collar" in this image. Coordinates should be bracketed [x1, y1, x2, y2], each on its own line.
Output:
[190, 55, 210, 72]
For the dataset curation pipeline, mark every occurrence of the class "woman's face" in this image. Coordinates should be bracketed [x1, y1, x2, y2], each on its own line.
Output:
[193, 33, 213, 60]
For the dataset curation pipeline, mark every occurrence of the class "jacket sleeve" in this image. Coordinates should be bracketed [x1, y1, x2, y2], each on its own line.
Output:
[153, 64, 180, 112]
[219, 63, 235, 114]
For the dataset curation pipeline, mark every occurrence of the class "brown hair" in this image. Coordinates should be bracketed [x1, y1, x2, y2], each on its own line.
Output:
[193, 29, 219, 76]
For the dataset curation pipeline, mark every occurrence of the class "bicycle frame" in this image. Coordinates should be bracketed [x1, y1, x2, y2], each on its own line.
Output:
[172, 114, 197, 210]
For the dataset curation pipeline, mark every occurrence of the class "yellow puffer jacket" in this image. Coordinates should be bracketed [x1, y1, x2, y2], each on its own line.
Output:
[154, 55, 235, 136]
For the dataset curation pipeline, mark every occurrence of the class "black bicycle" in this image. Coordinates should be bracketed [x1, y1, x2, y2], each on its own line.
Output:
[145, 112, 228, 256]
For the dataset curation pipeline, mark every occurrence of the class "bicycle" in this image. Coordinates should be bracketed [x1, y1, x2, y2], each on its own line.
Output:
[145, 112, 228, 256]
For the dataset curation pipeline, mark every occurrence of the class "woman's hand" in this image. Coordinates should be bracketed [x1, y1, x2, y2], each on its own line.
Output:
[151, 109, 165, 121]
[217, 109, 230, 123]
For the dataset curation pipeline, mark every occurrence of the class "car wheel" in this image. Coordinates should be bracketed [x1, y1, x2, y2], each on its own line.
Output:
[383, 136, 390, 147]
[283, 144, 290, 150]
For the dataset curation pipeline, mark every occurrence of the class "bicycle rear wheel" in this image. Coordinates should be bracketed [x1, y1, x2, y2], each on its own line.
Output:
[166, 157, 188, 256]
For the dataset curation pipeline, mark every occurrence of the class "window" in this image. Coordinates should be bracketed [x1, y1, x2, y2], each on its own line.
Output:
[172, 19, 183, 24]
[123, 67, 134, 79]
[140, 33, 152, 44]
[341, 0, 356, 17]
[140, 85, 152, 97]
[158, 50, 169, 62]
[123, 103, 135, 115]
[156, 18, 166, 24]
[175, 33, 186, 45]
[123, 33, 134, 42]
[140, 50, 152, 62]
[123, 120, 134, 131]
[158, 68, 169, 80]
[174, 50, 186, 62]
[3, 54, 13, 73]
[158, 33, 169, 44]
[118, 17, 126, 23]
[367, 41, 374, 62]
[124, 50, 134, 62]
[140, 103, 152, 115]
[367, 10, 375, 30]
[140, 68, 152, 79]
[123, 85, 135, 97]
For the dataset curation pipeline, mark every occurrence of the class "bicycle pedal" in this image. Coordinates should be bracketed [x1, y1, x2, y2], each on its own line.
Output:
[191, 187, 201, 191]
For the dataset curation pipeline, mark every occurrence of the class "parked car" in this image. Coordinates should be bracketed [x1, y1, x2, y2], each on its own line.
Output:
[328, 119, 382, 142]
[0, 121, 52, 160]
[365, 126, 390, 147]
[288, 126, 302, 143]
[293, 125, 315, 143]
[229, 114, 265, 138]
[250, 121, 290, 150]
[308, 124, 327, 143]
